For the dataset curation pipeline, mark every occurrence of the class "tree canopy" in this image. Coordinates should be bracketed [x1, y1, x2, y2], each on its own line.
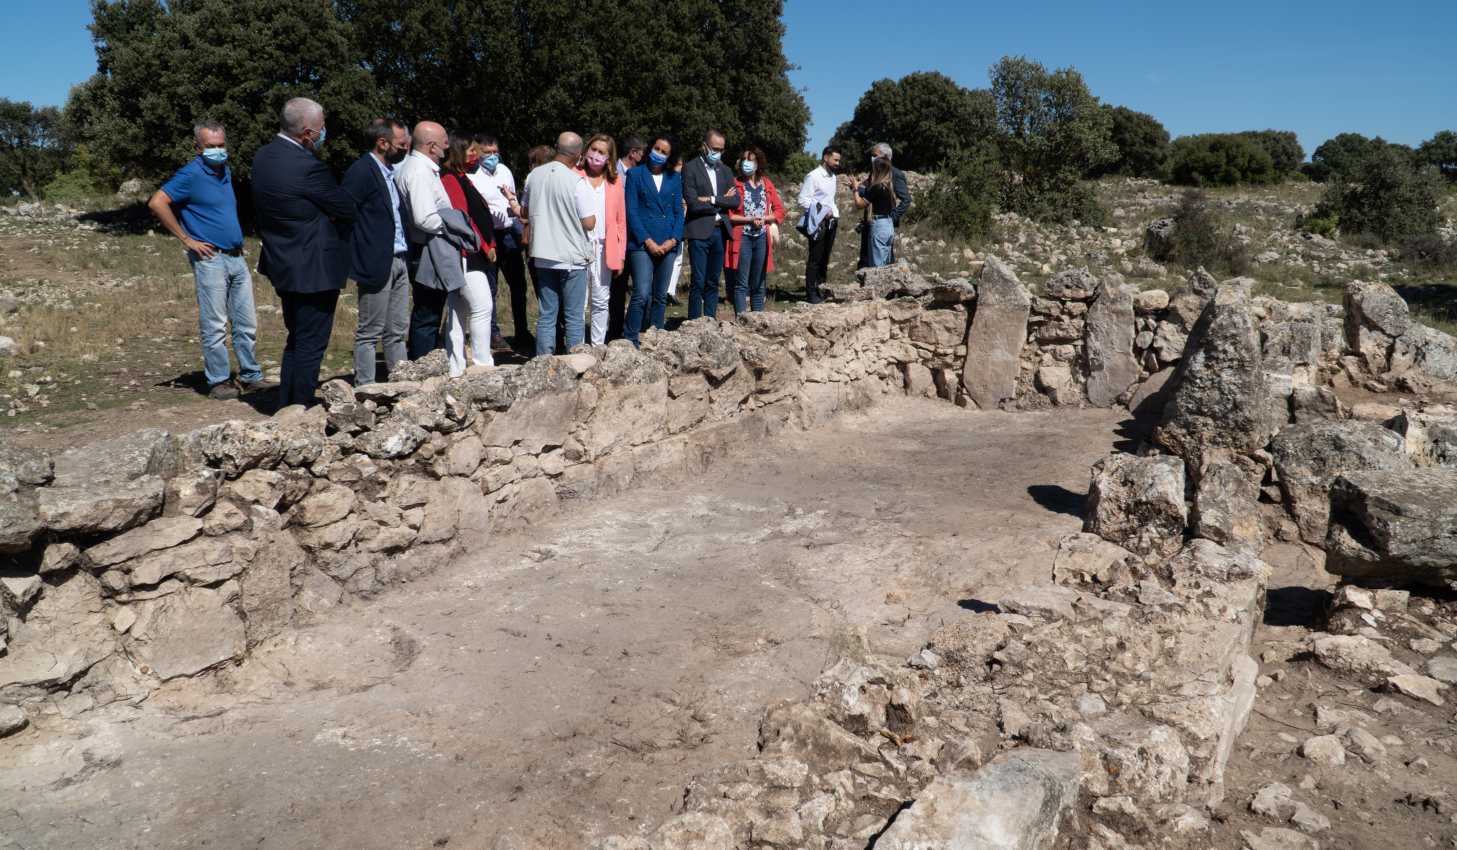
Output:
[0, 99, 67, 197]
[64, 0, 810, 182]
[826, 72, 995, 172]
[1091, 105, 1170, 179]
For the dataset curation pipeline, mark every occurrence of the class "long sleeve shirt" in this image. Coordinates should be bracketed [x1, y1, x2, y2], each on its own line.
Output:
[395, 150, 450, 244]
[797, 165, 839, 219]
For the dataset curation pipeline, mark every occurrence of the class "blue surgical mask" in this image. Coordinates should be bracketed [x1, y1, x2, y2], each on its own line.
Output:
[482, 153, 501, 173]
[202, 147, 228, 165]
[741, 160, 756, 176]
[706, 150, 722, 164]
[313, 126, 327, 150]
[649, 150, 668, 167]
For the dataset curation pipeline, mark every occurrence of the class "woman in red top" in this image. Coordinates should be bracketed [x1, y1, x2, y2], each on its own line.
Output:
[724, 145, 786, 314]
[439, 134, 498, 375]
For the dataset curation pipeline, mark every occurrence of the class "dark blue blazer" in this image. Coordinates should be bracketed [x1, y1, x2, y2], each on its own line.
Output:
[625, 165, 684, 251]
[341, 152, 402, 288]
[251, 136, 357, 294]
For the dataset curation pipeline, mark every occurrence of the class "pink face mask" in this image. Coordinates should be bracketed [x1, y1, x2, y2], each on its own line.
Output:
[585, 151, 607, 171]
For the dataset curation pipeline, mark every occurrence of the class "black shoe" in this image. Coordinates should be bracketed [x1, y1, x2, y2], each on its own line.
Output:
[666, 294, 681, 306]
[207, 381, 240, 400]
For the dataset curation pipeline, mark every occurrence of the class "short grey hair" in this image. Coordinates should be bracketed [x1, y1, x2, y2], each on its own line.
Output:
[280, 97, 324, 136]
[872, 142, 893, 161]
[555, 131, 584, 157]
[193, 121, 225, 143]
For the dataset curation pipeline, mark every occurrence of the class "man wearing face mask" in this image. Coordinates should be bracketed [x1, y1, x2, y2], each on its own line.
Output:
[395, 120, 455, 359]
[342, 118, 411, 385]
[251, 97, 358, 408]
[797, 145, 842, 304]
[149, 121, 262, 401]
[681, 129, 739, 320]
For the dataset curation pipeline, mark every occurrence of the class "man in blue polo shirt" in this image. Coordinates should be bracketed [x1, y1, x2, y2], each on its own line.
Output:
[147, 120, 264, 400]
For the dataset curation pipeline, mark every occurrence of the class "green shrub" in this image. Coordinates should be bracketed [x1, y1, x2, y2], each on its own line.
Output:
[990, 56, 1115, 224]
[1166, 134, 1277, 186]
[828, 72, 996, 173]
[41, 167, 108, 204]
[1164, 190, 1251, 275]
[1297, 209, 1339, 238]
[1091, 105, 1169, 179]
[1314, 147, 1442, 244]
[910, 141, 1001, 241]
[1418, 130, 1457, 183]
[775, 151, 819, 189]
[1307, 133, 1414, 183]
[1242, 130, 1304, 177]
[1400, 234, 1457, 274]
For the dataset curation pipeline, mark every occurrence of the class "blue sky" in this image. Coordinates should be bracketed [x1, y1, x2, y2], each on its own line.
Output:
[5, 1, 1454, 157]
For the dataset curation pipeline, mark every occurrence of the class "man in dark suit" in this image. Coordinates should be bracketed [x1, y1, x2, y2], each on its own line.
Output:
[341, 118, 411, 385]
[681, 129, 739, 320]
[857, 142, 913, 269]
[251, 97, 357, 408]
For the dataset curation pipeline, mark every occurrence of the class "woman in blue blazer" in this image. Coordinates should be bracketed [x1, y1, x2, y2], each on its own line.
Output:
[623, 136, 684, 345]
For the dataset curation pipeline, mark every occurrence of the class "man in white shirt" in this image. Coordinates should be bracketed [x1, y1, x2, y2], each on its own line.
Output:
[524, 132, 596, 356]
[395, 120, 451, 358]
[467, 133, 532, 353]
[797, 145, 842, 304]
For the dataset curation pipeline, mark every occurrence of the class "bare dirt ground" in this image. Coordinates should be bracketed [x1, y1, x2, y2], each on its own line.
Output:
[0, 400, 1126, 850]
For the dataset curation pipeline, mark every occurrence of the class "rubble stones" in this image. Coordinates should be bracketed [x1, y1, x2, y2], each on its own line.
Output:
[1192, 459, 1263, 551]
[0, 703, 27, 737]
[1084, 453, 1187, 558]
[1299, 734, 1346, 766]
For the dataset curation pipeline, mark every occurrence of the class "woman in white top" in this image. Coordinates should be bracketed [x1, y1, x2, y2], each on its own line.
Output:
[575, 134, 626, 346]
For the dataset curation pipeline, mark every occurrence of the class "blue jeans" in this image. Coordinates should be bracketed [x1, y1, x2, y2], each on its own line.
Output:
[534, 265, 587, 356]
[733, 231, 769, 314]
[189, 252, 261, 386]
[687, 229, 725, 320]
[624, 247, 679, 346]
[870, 217, 895, 267]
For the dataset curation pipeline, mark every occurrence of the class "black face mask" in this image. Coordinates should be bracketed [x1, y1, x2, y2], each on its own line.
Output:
[386, 147, 408, 165]
[825, 161, 838, 174]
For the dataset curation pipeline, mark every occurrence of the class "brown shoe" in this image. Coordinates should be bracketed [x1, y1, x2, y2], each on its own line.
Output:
[237, 378, 270, 394]
[207, 381, 240, 400]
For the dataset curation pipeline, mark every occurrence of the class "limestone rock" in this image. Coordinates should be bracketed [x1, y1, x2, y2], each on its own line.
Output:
[0, 492, 40, 554]
[1269, 421, 1409, 544]
[1387, 673, 1446, 706]
[0, 571, 115, 692]
[1134, 288, 1170, 314]
[291, 483, 357, 528]
[0, 703, 27, 737]
[1299, 734, 1345, 766]
[1389, 410, 1457, 467]
[1084, 281, 1139, 407]
[163, 466, 222, 517]
[650, 813, 734, 850]
[1192, 459, 1263, 551]
[874, 749, 1080, 850]
[0, 443, 53, 487]
[1154, 286, 1279, 469]
[85, 516, 203, 568]
[1344, 280, 1410, 372]
[39, 428, 173, 535]
[1311, 634, 1414, 686]
[1044, 267, 1100, 301]
[962, 256, 1031, 409]
[1324, 468, 1457, 589]
[1241, 827, 1319, 850]
[355, 414, 429, 459]
[1084, 453, 1187, 558]
[1051, 532, 1133, 586]
[126, 584, 245, 680]
[1145, 218, 1176, 261]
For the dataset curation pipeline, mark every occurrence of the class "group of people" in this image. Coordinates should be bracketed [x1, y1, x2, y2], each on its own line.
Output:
[148, 97, 912, 408]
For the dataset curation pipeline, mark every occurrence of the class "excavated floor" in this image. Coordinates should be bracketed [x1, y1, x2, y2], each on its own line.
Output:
[1, 399, 1127, 850]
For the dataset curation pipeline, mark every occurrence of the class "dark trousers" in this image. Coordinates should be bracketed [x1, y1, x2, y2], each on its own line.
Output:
[489, 229, 533, 349]
[407, 283, 447, 360]
[607, 269, 630, 342]
[278, 289, 339, 409]
[687, 228, 726, 320]
[804, 217, 838, 304]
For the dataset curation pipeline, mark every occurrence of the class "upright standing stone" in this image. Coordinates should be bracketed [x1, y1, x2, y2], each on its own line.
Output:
[1084, 279, 1139, 407]
[962, 256, 1031, 409]
[1154, 285, 1278, 469]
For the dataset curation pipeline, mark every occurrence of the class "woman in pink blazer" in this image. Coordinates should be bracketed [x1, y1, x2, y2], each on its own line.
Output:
[577, 134, 627, 345]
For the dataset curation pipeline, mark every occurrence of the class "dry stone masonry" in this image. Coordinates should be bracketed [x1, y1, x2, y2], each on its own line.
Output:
[7, 254, 1457, 848]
